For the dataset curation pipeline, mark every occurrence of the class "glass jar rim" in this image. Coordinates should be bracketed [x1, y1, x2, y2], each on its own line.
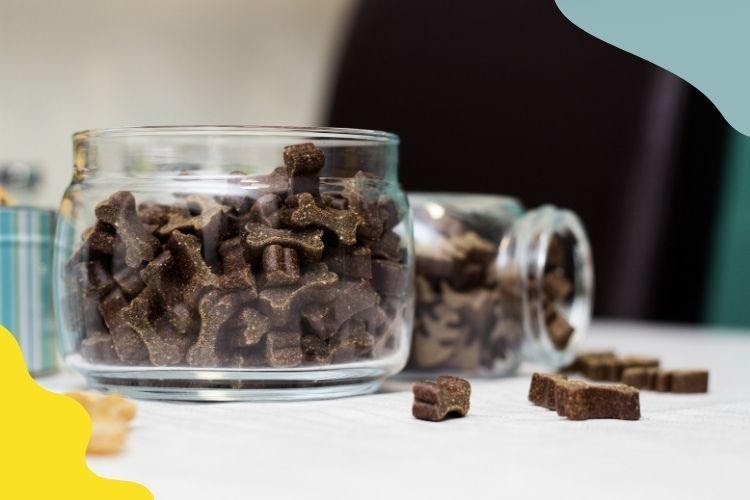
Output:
[72, 125, 400, 144]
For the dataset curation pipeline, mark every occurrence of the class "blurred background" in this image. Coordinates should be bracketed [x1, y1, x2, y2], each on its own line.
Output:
[0, 0, 748, 327]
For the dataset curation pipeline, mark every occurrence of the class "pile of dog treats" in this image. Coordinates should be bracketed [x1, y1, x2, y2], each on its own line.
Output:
[66, 143, 409, 369]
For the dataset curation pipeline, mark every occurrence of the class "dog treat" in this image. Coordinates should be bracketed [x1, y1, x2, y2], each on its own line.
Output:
[259, 244, 300, 287]
[67, 391, 136, 455]
[412, 376, 471, 422]
[67, 142, 407, 371]
[94, 191, 160, 267]
[528, 372, 568, 410]
[529, 372, 640, 420]
[623, 367, 708, 393]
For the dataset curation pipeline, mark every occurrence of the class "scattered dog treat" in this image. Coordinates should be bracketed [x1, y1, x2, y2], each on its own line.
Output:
[566, 351, 659, 382]
[409, 200, 579, 372]
[66, 390, 137, 455]
[412, 376, 471, 422]
[528, 372, 640, 421]
[622, 367, 709, 393]
[66, 142, 408, 370]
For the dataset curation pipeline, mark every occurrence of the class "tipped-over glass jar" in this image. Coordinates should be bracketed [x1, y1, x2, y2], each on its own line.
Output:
[54, 126, 414, 401]
[408, 193, 593, 375]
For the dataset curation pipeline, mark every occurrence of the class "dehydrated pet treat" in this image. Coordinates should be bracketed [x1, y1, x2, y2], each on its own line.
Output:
[68, 141, 407, 371]
[94, 191, 160, 267]
[67, 391, 136, 455]
[283, 192, 361, 245]
[283, 142, 325, 196]
[266, 330, 304, 367]
[412, 376, 471, 422]
[621, 366, 659, 390]
[669, 369, 709, 393]
[244, 222, 325, 263]
[259, 244, 300, 287]
[528, 372, 568, 410]
[529, 372, 640, 420]
[624, 367, 708, 393]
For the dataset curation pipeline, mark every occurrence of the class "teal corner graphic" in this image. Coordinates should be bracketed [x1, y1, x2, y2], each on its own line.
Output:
[555, 0, 750, 137]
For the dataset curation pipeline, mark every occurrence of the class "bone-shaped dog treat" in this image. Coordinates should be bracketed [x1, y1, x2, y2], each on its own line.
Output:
[137, 201, 187, 227]
[226, 308, 270, 348]
[80, 333, 119, 364]
[284, 192, 361, 245]
[258, 263, 339, 326]
[75, 261, 114, 296]
[187, 290, 244, 367]
[377, 195, 400, 233]
[299, 280, 379, 338]
[71, 222, 116, 264]
[265, 330, 303, 367]
[301, 334, 332, 364]
[623, 367, 708, 393]
[259, 244, 300, 287]
[283, 142, 325, 195]
[112, 264, 146, 297]
[621, 367, 660, 390]
[342, 172, 384, 240]
[371, 259, 407, 297]
[546, 310, 574, 350]
[367, 230, 401, 261]
[98, 287, 149, 362]
[167, 230, 220, 306]
[529, 373, 640, 420]
[244, 222, 325, 263]
[554, 379, 640, 421]
[325, 246, 372, 279]
[217, 236, 257, 297]
[249, 193, 282, 228]
[121, 287, 194, 366]
[353, 305, 387, 334]
[412, 376, 471, 422]
[94, 191, 160, 267]
[159, 194, 227, 266]
[330, 319, 375, 363]
[528, 372, 568, 410]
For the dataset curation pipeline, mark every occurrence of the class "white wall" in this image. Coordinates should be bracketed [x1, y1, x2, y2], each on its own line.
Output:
[0, 0, 355, 206]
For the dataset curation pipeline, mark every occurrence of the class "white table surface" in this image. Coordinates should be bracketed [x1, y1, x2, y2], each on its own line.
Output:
[39, 320, 750, 500]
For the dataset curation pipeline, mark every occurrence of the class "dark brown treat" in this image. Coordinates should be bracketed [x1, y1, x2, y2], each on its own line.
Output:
[112, 263, 146, 297]
[377, 195, 401, 232]
[367, 230, 401, 261]
[615, 356, 660, 381]
[584, 357, 619, 381]
[563, 350, 616, 373]
[283, 192, 361, 245]
[546, 310, 574, 350]
[451, 231, 497, 266]
[249, 193, 283, 228]
[72, 222, 116, 262]
[412, 376, 471, 422]
[301, 280, 380, 339]
[121, 287, 194, 366]
[554, 379, 640, 420]
[330, 319, 374, 362]
[258, 263, 339, 326]
[74, 261, 114, 296]
[94, 191, 160, 267]
[301, 334, 333, 364]
[137, 201, 180, 226]
[158, 194, 227, 266]
[217, 236, 258, 297]
[80, 333, 119, 364]
[187, 290, 244, 367]
[655, 370, 672, 392]
[668, 369, 709, 393]
[621, 367, 659, 390]
[243, 222, 325, 263]
[322, 192, 348, 210]
[325, 246, 372, 279]
[166, 231, 221, 307]
[226, 308, 270, 348]
[371, 259, 407, 297]
[259, 245, 300, 287]
[528, 372, 567, 410]
[342, 172, 384, 239]
[266, 330, 303, 367]
[98, 287, 149, 362]
[252, 166, 290, 197]
[283, 142, 325, 195]
[543, 271, 573, 301]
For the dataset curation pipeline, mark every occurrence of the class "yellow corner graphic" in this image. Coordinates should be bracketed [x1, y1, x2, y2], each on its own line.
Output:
[0, 326, 153, 499]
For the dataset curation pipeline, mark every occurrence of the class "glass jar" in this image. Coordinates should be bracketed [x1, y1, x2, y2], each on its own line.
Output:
[408, 193, 592, 375]
[54, 126, 414, 401]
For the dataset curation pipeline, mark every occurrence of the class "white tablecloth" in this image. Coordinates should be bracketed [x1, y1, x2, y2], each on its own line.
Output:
[39, 321, 750, 500]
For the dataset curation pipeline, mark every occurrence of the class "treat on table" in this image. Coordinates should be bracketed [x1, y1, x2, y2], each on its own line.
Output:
[412, 375, 471, 422]
[409, 206, 578, 372]
[565, 351, 659, 382]
[66, 390, 136, 455]
[623, 367, 708, 393]
[65, 142, 408, 369]
[528, 372, 640, 421]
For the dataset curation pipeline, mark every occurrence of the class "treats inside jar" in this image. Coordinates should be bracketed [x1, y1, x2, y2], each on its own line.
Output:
[65, 143, 409, 369]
